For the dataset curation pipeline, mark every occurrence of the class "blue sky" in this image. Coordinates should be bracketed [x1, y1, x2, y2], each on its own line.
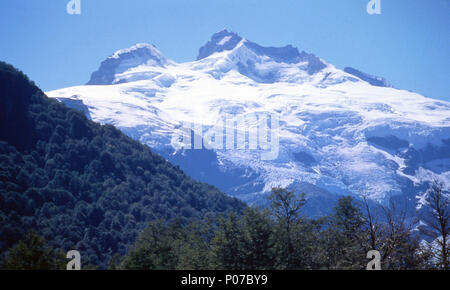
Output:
[0, 0, 449, 101]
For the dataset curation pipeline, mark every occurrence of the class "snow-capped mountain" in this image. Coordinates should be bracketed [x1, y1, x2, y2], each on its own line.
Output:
[87, 43, 173, 85]
[47, 29, 450, 217]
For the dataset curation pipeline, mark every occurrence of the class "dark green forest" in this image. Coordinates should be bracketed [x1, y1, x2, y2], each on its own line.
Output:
[0, 61, 245, 268]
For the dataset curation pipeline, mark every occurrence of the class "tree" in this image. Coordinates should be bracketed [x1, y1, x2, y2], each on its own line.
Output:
[362, 196, 382, 251]
[420, 180, 450, 270]
[323, 196, 365, 269]
[363, 196, 432, 270]
[175, 220, 215, 270]
[211, 213, 244, 270]
[240, 208, 275, 269]
[268, 187, 306, 269]
[121, 219, 180, 270]
[1, 231, 65, 270]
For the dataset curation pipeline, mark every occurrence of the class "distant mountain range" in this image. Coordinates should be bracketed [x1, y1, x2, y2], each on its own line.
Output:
[47, 29, 450, 218]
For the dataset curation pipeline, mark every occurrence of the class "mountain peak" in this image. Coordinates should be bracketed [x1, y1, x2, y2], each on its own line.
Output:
[87, 43, 169, 85]
[110, 43, 164, 59]
[196, 30, 328, 81]
[197, 29, 304, 63]
[197, 29, 244, 60]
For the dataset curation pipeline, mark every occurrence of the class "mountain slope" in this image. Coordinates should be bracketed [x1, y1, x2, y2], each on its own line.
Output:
[0, 61, 245, 267]
[46, 30, 450, 216]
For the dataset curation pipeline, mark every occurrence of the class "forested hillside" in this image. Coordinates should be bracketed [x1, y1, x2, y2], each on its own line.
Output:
[0, 62, 245, 268]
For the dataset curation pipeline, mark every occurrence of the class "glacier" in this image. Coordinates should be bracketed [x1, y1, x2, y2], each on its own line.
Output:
[47, 29, 450, 217]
